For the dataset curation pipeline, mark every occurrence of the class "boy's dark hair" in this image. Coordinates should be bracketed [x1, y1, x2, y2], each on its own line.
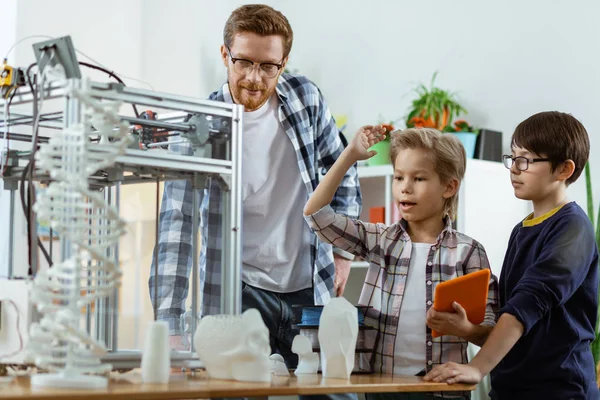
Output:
[512, 111, 589, 185]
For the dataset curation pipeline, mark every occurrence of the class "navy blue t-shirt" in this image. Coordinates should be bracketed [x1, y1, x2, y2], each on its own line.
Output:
[490, 202, 599, 400]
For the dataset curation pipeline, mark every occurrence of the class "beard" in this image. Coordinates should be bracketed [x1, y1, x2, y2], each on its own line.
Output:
[229, 79, 275, 112]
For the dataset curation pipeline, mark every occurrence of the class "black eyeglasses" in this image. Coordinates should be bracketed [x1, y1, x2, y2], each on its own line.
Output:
[226, 47, 283, 79]
[502, 154, 551, 171]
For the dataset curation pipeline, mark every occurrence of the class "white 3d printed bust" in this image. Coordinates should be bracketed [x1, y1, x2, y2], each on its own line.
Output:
[194, 308, 271, 382]
[292, 334, 319, 375]
[318, 297, 358, 379]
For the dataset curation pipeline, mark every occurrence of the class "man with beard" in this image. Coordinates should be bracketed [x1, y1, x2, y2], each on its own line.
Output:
[149, 4, 361, 391]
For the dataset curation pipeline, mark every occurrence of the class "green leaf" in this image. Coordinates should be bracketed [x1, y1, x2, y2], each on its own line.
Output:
[593, 295, 600, 366]
[586, 161, 600, 368]
[405, 71, 468, 129]
[586, 163, 595, 229]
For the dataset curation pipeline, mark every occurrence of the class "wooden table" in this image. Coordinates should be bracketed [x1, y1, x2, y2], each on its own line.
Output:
[0, 372, 475, 400]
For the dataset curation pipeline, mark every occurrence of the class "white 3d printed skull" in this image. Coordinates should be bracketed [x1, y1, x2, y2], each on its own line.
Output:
[318, 297, 358, 379]
[194, 308, 271, 382]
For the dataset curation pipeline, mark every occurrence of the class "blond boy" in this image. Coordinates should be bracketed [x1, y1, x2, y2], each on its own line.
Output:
[305, 127, 499, 400]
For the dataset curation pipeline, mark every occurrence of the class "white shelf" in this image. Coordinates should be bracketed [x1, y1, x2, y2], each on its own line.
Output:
[357, 164, 393, 178]
[351, 261, 369, 268]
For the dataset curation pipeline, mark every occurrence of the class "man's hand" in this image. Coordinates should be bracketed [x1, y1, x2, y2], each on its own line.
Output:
[169, 334, 189, 351]
[348, 125, 387, 161]
[426, 301, 474, 338]
[333, 254, 352, 297]
[423, 362, 483, 384]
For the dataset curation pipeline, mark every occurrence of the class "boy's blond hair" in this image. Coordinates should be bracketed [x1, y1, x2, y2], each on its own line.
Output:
[389, 128, 466, 219]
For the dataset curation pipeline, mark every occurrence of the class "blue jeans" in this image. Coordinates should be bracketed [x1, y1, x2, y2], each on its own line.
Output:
[242, 282, 358, 400]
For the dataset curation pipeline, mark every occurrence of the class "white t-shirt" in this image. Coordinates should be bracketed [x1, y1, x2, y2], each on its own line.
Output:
[240, 95, 313, 293]
[393, 242, 429, 375]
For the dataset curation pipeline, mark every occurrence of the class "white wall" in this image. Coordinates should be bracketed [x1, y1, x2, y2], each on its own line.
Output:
[0, 0, 17, 63]
[138, 0, 600, 211]
[6, 0, 600, 220]
[13, 0, 144, 85]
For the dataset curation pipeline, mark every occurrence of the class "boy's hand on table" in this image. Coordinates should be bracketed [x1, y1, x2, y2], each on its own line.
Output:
[426, 301, 474, 338]
[423, 362, 483, 384]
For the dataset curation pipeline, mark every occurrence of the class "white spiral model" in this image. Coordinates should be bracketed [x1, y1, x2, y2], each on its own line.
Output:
[29, 77, 132, 388]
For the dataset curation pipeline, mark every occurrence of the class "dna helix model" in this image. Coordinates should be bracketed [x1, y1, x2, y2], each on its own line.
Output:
[29, 77, 132, 388]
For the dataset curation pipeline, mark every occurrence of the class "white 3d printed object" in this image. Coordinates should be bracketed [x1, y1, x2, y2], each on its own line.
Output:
[194, 308, 271, 382]
[28, 76, 131, 389]
[292, 334, 319, 375]
[141, 321, 171, 383]
[269, 354, 290, 377]
[318, 297, 358, 379]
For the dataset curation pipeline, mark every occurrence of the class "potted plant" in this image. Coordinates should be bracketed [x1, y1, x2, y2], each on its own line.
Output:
[367, 121, 395, 166]
[584, 163, 600, 386]
[405, 72, 467, 131]
[405, 72, 482, 157]
[443, 120, 480, 158]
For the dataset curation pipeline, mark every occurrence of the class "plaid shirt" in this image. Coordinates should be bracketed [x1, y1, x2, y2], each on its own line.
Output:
[305, 206, 499, 383]
[150, 74, 362, 333]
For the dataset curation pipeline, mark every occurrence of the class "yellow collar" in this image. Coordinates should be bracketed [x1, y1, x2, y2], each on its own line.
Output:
[522, 203, 568, 227]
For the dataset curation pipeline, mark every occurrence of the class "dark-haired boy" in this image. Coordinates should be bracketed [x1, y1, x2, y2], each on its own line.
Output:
[425, 111, 599, 399]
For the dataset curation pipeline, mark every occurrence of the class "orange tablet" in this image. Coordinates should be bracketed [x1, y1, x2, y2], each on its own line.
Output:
[431, 269, 491, 338]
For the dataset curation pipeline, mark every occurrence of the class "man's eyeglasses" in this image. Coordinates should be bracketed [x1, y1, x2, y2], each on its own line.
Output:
[502, 155, 551, 171]
[226, 47, 283, 79]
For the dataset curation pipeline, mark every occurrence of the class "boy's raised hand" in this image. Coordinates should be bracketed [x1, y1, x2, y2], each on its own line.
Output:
[348, 125, 387, 161]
